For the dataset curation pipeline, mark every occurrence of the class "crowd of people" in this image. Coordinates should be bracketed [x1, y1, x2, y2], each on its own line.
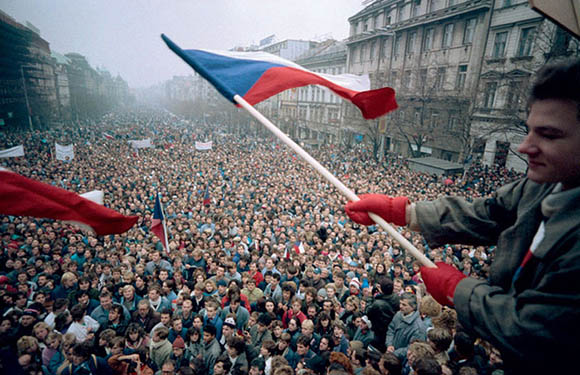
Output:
[0, 110, 521, 375]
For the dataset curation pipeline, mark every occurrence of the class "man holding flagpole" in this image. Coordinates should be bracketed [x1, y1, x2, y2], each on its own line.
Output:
[345, 60, 580, 374]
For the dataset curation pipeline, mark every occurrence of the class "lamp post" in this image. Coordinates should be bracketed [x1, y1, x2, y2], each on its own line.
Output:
[20, 65, 33, 131]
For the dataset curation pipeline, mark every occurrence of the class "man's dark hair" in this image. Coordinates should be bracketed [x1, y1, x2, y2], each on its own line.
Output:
[380, 352, 402, 375]
[454, 331, 475, 358]
[529, 59, 580, 117]
[296, 335, 311, 348]
[70, 304, 86, 322]
[378, 277, 394, 295]
[72, 341, 92, 360]
[413, 357, 442, 375]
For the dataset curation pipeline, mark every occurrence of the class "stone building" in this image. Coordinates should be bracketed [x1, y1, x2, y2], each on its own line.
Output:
[346, 0, 493, 162]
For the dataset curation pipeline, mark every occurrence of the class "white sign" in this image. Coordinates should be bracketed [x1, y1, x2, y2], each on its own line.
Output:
[55, 143, 74, 161]
[0, 145, 24, 158]
[195, 141, 213, 150]
[128, 138, 153, 149]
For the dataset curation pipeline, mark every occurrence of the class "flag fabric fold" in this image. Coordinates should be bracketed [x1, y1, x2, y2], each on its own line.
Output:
[161, 34, 397, 120]
[0, 168, 138, 235]
[151, 194, 169, 253]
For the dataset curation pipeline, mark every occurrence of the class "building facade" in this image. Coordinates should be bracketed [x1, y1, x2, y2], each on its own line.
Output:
[279, 40, 347, 145]
[346, 0, 493, 162]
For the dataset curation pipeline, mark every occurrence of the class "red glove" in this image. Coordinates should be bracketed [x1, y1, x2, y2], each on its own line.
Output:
[420, 262, 466, 307]
[345, 194, 409, 226]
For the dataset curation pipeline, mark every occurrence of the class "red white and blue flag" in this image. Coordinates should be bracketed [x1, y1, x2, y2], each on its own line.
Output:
[161, 34, 397, 120]
[151, 193, 169, 253]
[202, 185, 211, 206]
[0, 168, 138, 235]
[103, 133, 114, 140]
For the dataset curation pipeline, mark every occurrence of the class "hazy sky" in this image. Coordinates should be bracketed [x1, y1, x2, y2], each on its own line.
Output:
[2, 0, 365, 88]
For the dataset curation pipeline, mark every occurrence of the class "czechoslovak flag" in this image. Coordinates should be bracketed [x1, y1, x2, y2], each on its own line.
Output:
[161, 34, 397, 120]
[151, 193, 169, 253]
[0, 168, 138, 235]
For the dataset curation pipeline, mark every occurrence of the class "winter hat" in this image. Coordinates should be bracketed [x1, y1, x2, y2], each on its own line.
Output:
[172, 336, 185, 349]
[349, 277, 361, 290]
[360, 315, 372, 329]
[224, 317, 236, 328]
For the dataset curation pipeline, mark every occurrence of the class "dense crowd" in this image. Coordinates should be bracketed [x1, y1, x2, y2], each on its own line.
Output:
[0, 110, 522, 375]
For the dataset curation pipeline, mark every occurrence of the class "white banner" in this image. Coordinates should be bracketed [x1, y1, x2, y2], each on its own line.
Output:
[55, 143, 74, 161]
[0, 145, 24, 158]
[195, 141, 213, 150]
[128, 138, 153, 149]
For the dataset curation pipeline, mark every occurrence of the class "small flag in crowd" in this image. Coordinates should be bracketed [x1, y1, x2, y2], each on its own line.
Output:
[161, 34, 398, 120]
[202, 185, 211, 206]
[0, 168, 138, 235]
[151, 193, 169, 253]
[103, 132, 114, 140]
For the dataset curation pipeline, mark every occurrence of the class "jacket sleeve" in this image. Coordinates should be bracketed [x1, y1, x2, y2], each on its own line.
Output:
[415, 179, 527, 248]
[385, 318, 395, 347]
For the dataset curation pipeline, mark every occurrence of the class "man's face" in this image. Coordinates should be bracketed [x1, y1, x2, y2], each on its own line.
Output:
[161, 313, 171, 325]
[206, 306, 216, 319]
[203, 331, 214, 344]
[108, 308, 119, 322]
[518, 99, 580, 189]
[138, 305, 149, 317]
[296, 343, 308, 355]
[400, 299, 414, 315]
[182, 300, 192, 314]
[213, 362, 224, 375]
[222, 325, 233, 337]
[100, 296, 113, 310]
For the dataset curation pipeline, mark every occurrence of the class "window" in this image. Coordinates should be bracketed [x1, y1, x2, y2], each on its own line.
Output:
[430, 112, 440, 127]
[507, 81, 522, 108]
[383, 39, 389, 57]
[492, 31, 508, 58]
[403, 70, 412, 89]
[390, 71, 398, 86]
[407, 32, 417, 54]
[517, 27, 535, 56]
[394, 35, 403, 58]
[360, 43, 366, 61]
[419, 69, 427, 86]
[385, 15, 392, 26]
[435, 67, 446, 89]
[370, 41, 375, 59]
[484, 82, 497, 108]
[463, 18, 476, 44]
[423, 28, 434, 51]
[447, 116, 459, 131]
[442, 23, 454, 48]
[456, 65, 467, 91]
[412, 1, 421, 17]
[502, 0, 512, 7]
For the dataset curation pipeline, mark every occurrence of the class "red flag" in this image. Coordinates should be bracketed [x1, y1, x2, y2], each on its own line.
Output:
[0, 168, 138, 235]
[202, 185, 210, 206]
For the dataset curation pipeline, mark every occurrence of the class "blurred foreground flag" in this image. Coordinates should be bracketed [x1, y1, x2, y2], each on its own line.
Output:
[162, 34, 397, 119]
[0, 168, 138, 235]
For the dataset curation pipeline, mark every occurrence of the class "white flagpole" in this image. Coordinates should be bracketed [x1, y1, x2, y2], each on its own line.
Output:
[234, 94, 435, 268]
[158, 193, 170, 254]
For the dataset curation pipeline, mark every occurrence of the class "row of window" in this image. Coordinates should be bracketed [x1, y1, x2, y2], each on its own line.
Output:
[492, 26, 535, 58]
[391, 64, 468, 91]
